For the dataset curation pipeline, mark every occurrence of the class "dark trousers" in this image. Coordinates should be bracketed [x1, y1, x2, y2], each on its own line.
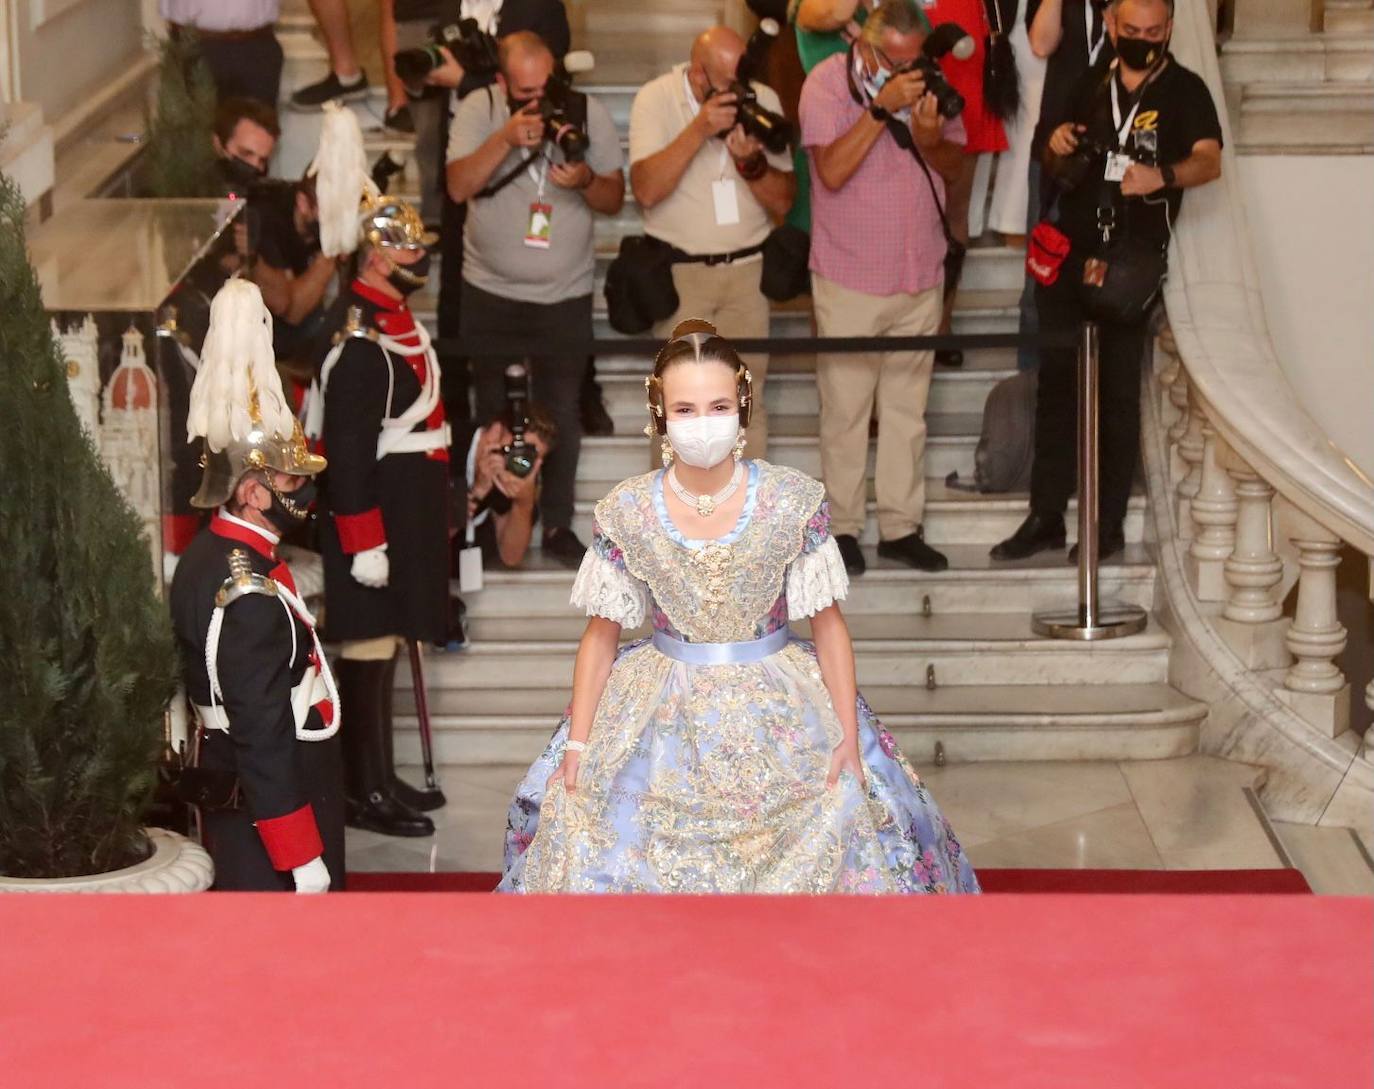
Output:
[194, 32, 284, 107]
[460, 281, 591, 532]
[438, 195, 471, 423]
[1030, 253, 1148, 530]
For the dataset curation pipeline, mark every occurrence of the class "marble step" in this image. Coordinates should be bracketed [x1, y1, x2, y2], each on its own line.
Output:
[461, 544, 1158, 624]
[1325, 0, 1374, 36]
[597, 364, 1014, 427]
[392, 681, 1206, 766]
[1221, 36, 1374, 86]
[1233, 82, 1374, 152]
[549, 479, 1147, 547]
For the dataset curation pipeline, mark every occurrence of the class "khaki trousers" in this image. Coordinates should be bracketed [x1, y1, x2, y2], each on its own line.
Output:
[648, 257, 770, 468]
[811, 273, 942, 540]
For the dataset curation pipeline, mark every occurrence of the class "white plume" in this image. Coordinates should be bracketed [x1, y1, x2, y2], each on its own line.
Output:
[186, 279, 294, 451]
[307, 101, 379, 258]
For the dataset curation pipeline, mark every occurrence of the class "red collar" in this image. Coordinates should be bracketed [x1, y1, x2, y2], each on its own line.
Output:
[210, 512, 278, 560]
[351, 278, 407, 313]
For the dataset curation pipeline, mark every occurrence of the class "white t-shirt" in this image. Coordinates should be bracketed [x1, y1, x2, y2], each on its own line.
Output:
[628, 64, 793, 256]
[160, 0, 279, 31]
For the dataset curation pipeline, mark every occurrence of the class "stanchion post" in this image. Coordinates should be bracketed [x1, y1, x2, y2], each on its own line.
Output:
[1032, 322, 1147, 641]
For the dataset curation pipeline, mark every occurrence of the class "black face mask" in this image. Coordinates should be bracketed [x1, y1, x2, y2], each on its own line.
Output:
[219, 154, 265, 190]
[264, 478, 316, 532]
[387, 249, 431, 296]
[1116, 35, 1166, 72]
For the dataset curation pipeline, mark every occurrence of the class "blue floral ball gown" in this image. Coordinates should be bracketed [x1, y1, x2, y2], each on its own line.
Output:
[499, 460, 979, 895]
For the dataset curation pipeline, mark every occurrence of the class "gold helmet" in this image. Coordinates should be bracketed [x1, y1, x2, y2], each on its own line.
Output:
[187, 279, 325, 509]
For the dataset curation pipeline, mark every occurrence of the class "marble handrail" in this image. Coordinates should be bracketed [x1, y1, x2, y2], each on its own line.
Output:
[1163, 0, 1374, 556]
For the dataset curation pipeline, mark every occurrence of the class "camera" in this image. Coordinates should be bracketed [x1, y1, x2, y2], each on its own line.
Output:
[537, 55, 594, 163]
[502, 363, 538, 478]
[393, 3, 500, 97]
[891, 22, 976, 120]
[712, 18, 795, 155]
[1049, 133, 1111, 190]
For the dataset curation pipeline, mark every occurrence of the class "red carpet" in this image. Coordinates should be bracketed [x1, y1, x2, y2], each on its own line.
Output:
[347, 867, 1312, 894]
[0, 893, 1366, 1088]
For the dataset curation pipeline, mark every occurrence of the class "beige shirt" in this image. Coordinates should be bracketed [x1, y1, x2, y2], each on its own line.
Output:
[628, 64, 793, 257]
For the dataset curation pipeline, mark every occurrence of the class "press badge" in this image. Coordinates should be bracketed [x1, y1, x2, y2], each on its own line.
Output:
[458, 544, 484, 593]
[524, 202, 552, 249]
[1104, 152, 1133, 183]
[712, 179, 741, 226]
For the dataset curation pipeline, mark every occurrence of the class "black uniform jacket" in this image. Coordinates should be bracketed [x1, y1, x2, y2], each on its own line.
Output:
[170, 515, 333, 872]
[319, 280, 452, 643]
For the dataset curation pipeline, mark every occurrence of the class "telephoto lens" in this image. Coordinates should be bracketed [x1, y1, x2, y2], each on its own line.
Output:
[502, 363, 537, 478]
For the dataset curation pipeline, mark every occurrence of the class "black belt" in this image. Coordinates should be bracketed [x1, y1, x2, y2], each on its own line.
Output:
[668, 241, 765, 267]
[169, 22, 275, 42]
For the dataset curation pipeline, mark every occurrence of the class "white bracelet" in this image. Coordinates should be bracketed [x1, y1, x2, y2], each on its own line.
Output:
[565, 739, 588, 752]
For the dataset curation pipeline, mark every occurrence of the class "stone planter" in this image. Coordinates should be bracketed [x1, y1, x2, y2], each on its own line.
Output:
[0, 828, 213, 894]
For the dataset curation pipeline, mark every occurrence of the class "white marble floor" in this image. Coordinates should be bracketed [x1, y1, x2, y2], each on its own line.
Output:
[346, 755, 1374, 894]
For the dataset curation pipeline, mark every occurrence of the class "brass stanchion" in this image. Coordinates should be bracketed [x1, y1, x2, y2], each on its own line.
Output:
[1032, 322, 1148, 641]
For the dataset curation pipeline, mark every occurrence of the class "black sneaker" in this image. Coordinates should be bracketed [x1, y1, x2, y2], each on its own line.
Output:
[877, 530, 949, 572]
[543, 527, 588, 569]
[834, 534, 866, 576]
[990, 511, 1067, 561]
[1068, 523, 1126, 565]
[581, 386, 615, 436]
[383, 103, 414, 134]
[291, 70, 369, 111]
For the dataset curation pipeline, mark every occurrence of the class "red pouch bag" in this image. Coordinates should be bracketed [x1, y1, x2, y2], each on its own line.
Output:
[1026, 221, 1072, 286]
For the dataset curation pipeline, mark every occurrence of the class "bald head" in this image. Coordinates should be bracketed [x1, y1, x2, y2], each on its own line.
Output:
[499, 31, 555, 103]
[687, 26, 747, 101]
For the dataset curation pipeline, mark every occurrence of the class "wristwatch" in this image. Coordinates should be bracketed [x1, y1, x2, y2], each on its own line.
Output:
[1160, 163, 1176, 187]
[868, 104, 890, 123]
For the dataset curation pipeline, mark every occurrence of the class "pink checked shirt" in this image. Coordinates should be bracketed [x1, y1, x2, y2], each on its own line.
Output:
[800, 51, 966, 297]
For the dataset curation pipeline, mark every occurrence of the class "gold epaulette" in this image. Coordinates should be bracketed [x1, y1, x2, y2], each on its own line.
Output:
[214, 548, 279, 608]
[330, 304, 380, 345]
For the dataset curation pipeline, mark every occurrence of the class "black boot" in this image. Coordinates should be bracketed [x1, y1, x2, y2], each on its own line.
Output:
[336, 657, 435, 837]
[1068, 522, 1126, 564]
[381, 650, 447, 812]
[990, 511, 1067, 561]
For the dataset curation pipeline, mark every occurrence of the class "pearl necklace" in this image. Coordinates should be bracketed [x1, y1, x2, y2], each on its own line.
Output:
[667, 463, 744, 517]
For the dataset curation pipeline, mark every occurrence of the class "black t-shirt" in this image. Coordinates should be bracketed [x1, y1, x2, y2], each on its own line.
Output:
[254, 183, 316, 276]
[1028, 0, 1114, 155]
[1050, 56, 1223, 252]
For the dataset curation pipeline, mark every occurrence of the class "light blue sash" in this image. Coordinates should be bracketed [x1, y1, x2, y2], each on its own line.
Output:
[651, 626, 790, 666]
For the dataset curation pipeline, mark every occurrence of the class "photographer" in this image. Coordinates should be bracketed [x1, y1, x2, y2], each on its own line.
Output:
[213, 97, 279, 192]
[629, 25, 796, 464]
[444, 31, 624, 569]
[454, 401, 558, 569]
[992, 0, 1220, 563]
[799, 0, 966, 576]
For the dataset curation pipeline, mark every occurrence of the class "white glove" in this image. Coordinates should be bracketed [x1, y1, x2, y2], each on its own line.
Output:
[162, 551, 180, 583]
[291, 856, 331, 894]
[351, 545, 389, 588]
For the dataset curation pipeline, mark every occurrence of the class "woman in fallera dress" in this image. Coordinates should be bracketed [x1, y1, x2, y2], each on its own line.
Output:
[499, 320, 979, 894]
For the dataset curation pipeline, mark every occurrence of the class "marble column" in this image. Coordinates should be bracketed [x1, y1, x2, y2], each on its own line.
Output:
[1216, 453, 1289, 668]
[1187, 421, 1238, 600]
[1174, 387, 1206, 540]
[1275, 511, 1350, 738]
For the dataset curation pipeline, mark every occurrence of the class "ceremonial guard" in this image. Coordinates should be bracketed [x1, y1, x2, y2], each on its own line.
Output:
[170, 279, 344, 893]
[309, 106, 451, 837]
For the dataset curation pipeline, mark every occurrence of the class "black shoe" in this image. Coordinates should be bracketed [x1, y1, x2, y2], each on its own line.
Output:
[1068, 524, 1126, 565]
[936, 348, 964, 368]
[291, 70, 369, 111]
[990, 511, 1067, 561]
[877, 530, 949, 572]
[383, 103, 414, 134]
[834, 534, 866, 576]
[391, 776, 447, 812]
[543, 527, 587, 569]
[346, 791, 435, 837]
[581, 387, 615, 436]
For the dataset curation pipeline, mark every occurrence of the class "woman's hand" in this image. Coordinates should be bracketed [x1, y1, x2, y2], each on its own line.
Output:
[546, 749, 581, 793]
[827, 738, 866, 790]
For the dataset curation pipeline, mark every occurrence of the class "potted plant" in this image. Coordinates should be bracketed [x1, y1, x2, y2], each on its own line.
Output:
[0, 167, 211, 893]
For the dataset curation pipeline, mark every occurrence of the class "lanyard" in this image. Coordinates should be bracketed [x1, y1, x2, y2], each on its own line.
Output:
[525, 154, 548, 201]
[681, 65, 733, 180]
[1086, 1, 1107, 65]
[1109, 67, 1145, 149]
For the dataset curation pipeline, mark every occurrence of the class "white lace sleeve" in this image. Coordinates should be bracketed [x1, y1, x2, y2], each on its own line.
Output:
[570, 549, 649, 628]
[786, 536, 850, 621]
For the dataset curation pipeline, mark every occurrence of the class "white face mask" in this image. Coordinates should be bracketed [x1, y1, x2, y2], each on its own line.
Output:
[665, 413, 740, 469]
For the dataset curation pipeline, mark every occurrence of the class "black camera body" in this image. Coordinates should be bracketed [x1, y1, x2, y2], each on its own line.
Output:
[889, 22, 975, 121]
[713, 18, 795, 155]
[502, 363, 537, 478]
[394, 4, 500, 97]
[537, 70, 591, 163]
[1050, 133, 1112, 190]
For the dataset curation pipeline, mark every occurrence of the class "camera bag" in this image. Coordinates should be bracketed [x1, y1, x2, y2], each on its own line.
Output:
[760, 223, 811, 302]
[604, 235, 680, 334]
[1079, 231, 1166, 324]
[1027, 220, 1072, 285]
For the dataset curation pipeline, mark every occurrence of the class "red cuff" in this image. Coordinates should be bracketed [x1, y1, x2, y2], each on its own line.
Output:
[163, 513, 201, 555]
[255, 804, 324, 871]
[334, 508, 386, 554]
